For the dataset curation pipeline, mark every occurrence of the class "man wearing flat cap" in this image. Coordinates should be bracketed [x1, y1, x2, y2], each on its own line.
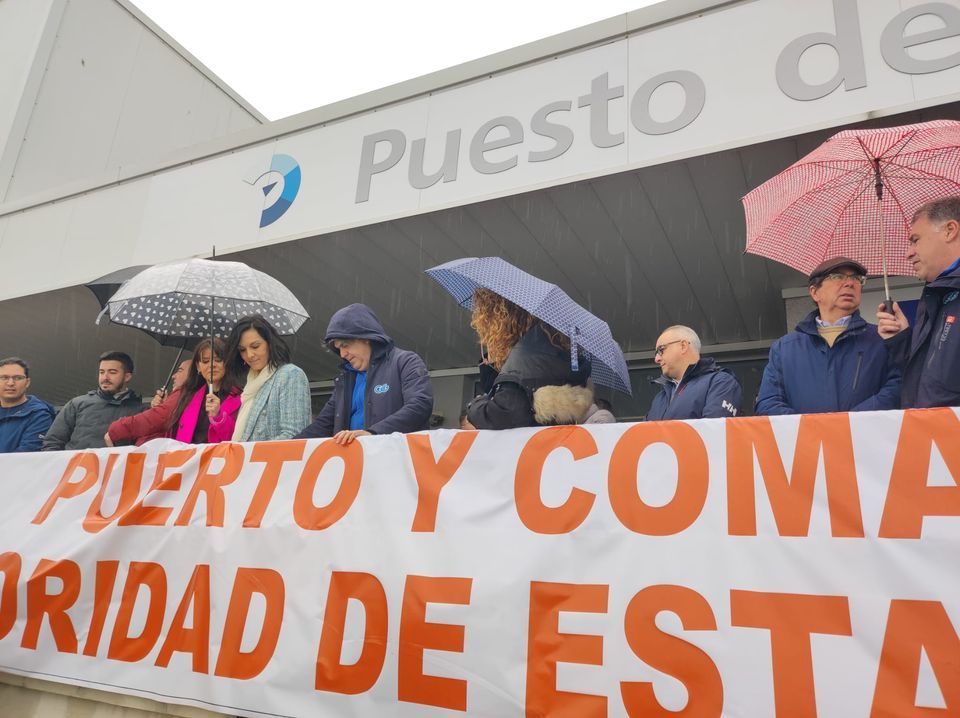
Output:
[755, 256, 901, 415]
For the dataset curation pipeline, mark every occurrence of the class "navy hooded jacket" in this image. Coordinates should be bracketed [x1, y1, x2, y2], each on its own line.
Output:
[296, 304, 433, 437]
[884, 264, 960, 408]
[755, 309, 901, 415]
[646, 357, 741, 421]
[0, 395, 56, 453]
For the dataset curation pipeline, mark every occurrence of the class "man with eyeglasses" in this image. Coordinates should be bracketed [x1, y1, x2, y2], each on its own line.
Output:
[0, 357, 56, 453]
[646, 325, 742, 421]
[756, 257, 900, 415]
[877, 196, 960, 408]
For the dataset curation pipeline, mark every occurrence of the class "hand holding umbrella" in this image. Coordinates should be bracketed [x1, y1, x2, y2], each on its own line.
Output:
[743, 120, 960, 309]
[98, 256, 310, 395]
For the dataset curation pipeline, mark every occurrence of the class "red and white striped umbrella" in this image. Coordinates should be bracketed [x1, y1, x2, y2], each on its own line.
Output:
[743, 120, 960, 295]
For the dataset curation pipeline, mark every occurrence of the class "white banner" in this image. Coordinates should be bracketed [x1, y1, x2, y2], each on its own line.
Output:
[1, 409, 959, 717]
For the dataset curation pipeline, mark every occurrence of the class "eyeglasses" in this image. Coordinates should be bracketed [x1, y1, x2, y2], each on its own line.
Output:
[0, 375, 27, 383]
[821, 272, 867, 286]
[654, 340, 683, 356]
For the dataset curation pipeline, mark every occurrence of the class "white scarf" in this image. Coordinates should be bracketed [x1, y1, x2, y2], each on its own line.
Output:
[231, 364, 276, 441]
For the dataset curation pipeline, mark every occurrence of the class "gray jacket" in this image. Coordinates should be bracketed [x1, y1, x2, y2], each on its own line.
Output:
[42, 389, 144, 451]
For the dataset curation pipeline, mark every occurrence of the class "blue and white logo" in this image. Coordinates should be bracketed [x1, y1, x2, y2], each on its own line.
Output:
[373, 383, 390, 394]
[250, 154, 301, 227]
[944, 290, 958, 305]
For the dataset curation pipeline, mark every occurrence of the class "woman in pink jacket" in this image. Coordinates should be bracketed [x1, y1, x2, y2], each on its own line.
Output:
[107, 338, 242, 445]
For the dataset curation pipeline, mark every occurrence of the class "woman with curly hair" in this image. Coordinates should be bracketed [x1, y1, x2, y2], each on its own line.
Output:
[464, 288, 595, 430]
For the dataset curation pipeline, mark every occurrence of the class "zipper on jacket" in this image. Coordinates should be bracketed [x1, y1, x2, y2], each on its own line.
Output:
[852, 352, 863, 391]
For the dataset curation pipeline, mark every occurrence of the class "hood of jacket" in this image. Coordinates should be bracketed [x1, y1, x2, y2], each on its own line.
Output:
[90, 388, 142, 405]
[325, 304, 393, 346]
[532, 384, 595, 425]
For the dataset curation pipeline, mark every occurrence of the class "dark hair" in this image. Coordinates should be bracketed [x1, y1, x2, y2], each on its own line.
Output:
[0, 357, 29, 377]
[913, 196, 960, 225]
[99, 351, 134, 374]
[225, 314, 291, 375]
[168, 338, 239, 430]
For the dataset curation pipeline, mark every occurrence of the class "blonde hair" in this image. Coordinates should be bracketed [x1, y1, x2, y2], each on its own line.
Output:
[470, 288, 570, 369]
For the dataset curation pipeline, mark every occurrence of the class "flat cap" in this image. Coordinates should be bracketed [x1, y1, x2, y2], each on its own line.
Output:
[808, 256, 867, 283]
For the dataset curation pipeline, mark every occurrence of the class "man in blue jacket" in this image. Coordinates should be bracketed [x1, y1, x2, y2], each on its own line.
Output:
[296, 303, 434, 444]
[756, 257, 900, 415]
[0, 357, 56, 453]
[646, 325, 742, 421]
[877, 196, 960, 408]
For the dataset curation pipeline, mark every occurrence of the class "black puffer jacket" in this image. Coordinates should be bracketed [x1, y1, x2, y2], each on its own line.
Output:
[467, 324, 592, 430]
[42, 389, 144, 451]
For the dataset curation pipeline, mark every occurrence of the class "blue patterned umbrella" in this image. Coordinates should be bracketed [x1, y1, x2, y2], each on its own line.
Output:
[426, 257, 631, 395]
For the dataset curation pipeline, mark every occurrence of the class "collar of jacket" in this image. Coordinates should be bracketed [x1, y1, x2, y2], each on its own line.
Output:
[0, 395, 52, 417]
[651, 356, 718, 389]
[795, 308, 867, 339]
[92, 388, 138, 404]
[928, 263, 960, 290]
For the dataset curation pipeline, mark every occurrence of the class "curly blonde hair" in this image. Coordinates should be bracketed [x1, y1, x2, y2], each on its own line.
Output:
[470, 288, 570, 369]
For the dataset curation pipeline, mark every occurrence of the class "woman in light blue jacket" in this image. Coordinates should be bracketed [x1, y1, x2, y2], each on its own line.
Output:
[226, 315, 311, 442]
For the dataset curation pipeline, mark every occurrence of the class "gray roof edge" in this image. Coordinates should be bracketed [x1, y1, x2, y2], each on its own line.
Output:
[115, 0, 269, 123]
[218, 0, 740, 134]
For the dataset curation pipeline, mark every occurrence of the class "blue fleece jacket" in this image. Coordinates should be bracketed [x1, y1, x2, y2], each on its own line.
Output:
[0, 395, 56, 453]
[755, 309, 901, 415]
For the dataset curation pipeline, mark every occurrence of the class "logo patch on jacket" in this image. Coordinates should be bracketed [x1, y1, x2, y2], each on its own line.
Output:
[373, 383, 390, 394]
[722, 399, 738, 416]
[939, 316, 955, 343]
[945, 291, 959, 305]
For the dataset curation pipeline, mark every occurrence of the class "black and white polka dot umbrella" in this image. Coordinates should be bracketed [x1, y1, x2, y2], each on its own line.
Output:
[103, 258, 309, 339]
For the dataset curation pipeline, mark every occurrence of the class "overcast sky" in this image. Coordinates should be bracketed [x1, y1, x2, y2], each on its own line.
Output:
[131, 1, 661, 120]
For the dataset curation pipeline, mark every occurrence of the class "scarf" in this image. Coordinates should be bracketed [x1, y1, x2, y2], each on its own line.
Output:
[231, 364, 276, 441]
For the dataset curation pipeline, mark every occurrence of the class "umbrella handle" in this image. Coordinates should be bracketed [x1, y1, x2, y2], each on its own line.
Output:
[162, 342, 188, 392]
[209, 245, 216, 394]
[876, 198, 894, 316]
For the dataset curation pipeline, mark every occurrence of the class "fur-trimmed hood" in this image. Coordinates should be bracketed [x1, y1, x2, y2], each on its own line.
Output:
[532, 384, 594, 425]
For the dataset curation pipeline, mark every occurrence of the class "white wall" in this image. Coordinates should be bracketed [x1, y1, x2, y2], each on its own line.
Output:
[0, 0, 58, 200]
[1, 0, 263, 203]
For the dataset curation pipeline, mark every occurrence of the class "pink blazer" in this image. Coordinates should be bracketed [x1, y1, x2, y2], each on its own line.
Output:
[175, 387, 242, 443]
